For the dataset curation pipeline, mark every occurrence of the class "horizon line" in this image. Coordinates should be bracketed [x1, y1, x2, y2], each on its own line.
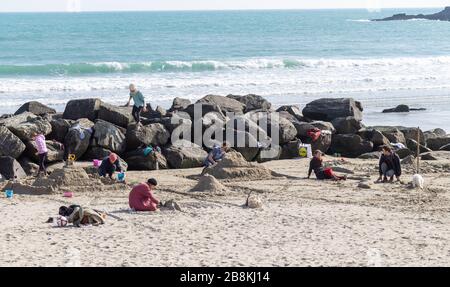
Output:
[0, 6, 445, 14]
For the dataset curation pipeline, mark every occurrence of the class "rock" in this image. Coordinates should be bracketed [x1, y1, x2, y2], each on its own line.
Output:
[371, 126, 406, 144]
[396, 148, 412, 159]
[406, 138, 431, 154]
[440, 144, 450, 151]
[190, 174, 228, 193]
[256, 144, 282, 163]
[280, 140, 302, 159]
[92, 120, 127, 154]
[25, 140, 64, 163]
[225, 130, 260, 162]
[48, 118, 73, 142]
[64, 123, 93, 160]
[126, 152, 168, 171]
[98, 103, 133, 128]
[196, 95, 245, 115]
[358, 129, 390, 147]
[0, 126, 26, 159]
[164, 140, 208, 169]
[1, 112, 52, 141]
[309, 132, 332, 154]
[276, 105, 304, 121]
[201, 111, 227, 129]
[331, 117, 363, 134]
[126, 123, 170, 150]
[0, 156, 27, 180]
[257, 113, 297, 144]
[168, 97, 191, 112]
[228, 115, 270, 143]
[82, 147, 128, 171]
[424, 128, 447, 140]
[155, 106, 167, 118]
[17, 157, 39, 176]
[382, 105, 410, 113]
[358, 152, 381, 159]
[401, 155, 415, 165]
[358, 182, 372, 189]
[426, 137, 450, 151]
[227, 94, 272, 112]
[14, 101, 56, 116]
[373, 7, 450, 22]
[397, 127, 425, 144]
[246, 195, 263, 209]
[184, 102, 224, 119]
[302, 98, 363, 121]
[421, 153, 437, 161]
[63, 98, 102, 121]
[329, 134, 374, 158]
[310, 121, 336, 134]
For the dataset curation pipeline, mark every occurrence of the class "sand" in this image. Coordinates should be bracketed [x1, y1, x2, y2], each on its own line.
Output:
[0, 156, 450, 267]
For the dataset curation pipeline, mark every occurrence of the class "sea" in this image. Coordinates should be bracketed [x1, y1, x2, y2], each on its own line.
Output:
[1, 8, 450, 131]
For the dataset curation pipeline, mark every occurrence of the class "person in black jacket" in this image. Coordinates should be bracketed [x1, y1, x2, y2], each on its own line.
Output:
[98, 153, 123, 179]
[377, 146, 402, 183]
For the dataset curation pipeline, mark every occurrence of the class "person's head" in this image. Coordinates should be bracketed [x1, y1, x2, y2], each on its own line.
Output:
[313, 150, 323, 159]
[382, 145, 393, 156]
[129, 83, 137, 93]
[147, 178, 158, 188]
[109, 153, 118, 164]
[221, 142, 230, 152]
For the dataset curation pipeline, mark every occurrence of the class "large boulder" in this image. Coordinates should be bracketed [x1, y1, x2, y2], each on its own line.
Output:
[396, 148, 413, 159]
[371, 126, 406, 144]
[382, 105, 410, 113]
[227, 115, 270, 144]
[5, 114, 52, 141]
[48, 117, 73, 142]
[256, 113, 297, 145]
[0, 126, 26, 159]
[331, 117, 363, 134]
[98, 103, 133, 128]
[92, 120, 127, 154]
[64, 123, 93, 160]
[168, 97, 191, 112]
[126, 123, 170, 150]
[276, 105, 305, 121]
[125, 152, 168, 171]
[184, 102, 224, 119]
[256, 144, 282, 163]
[406, 139, 432, 154]
[227, 94, 272, 112]
[440, 144, 450, 151]
[196, 95, 245, 115]
[302, 98, 363, 121]
[14, 101, 56, 116]
[424, 128, 447, 140]
[164, 140, 208, 169]
[358, 129, 390, 147]
[397, 127, 425, 144]
[224, 130, 261, 162]
[329, 134, 374, 158]
[310, 121, 336, 134]
[17, 157, 39, 176]
[426, 137, 450, 151]
[63, 98, 102, 121]
[280, 140, 302, 159]
[82, 147, 128, 171]
[25, 140, 64, 163]
[0, 156, 27, 180]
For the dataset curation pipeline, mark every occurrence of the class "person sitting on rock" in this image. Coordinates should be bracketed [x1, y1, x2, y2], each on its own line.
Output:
[32, 132, 48, 177]
[125, 83, 147, 124]
[377, 145, 401, 183]
[98, 153, 123, 179]
[307, 150, 347, 181]
[129, 178, 160, 212]
[204, 143, 229, 167]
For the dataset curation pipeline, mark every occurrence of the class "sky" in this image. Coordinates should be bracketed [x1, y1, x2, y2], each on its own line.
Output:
[0, 0, 449, 12]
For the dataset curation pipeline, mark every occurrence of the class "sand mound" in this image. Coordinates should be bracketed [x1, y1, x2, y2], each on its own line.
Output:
[204, 151, 275, 181]
[190, 174, 228, 193]
[33, 167, 91, 189]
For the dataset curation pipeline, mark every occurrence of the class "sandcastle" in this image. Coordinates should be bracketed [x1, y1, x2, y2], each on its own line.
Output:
[203, 151, 277, 181]
[189, 174, 228, 193]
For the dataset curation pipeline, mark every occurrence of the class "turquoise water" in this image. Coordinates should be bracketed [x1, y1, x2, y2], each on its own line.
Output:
[1, 8, 450, 130]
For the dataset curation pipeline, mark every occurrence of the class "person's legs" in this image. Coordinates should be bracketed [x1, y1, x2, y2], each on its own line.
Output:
[132, 105, 139, 123]
[324, 168, 346, 181]
[380, 162, 389, 181]
[386, 169, 395, 182]
[38, 152, 47, 174]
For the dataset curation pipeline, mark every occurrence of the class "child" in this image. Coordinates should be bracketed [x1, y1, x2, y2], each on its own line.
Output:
[98, 153, 123, 179]
[307, 150, 346, 181]
[33, 132, 48, 177]
[125, 84, 148, 124]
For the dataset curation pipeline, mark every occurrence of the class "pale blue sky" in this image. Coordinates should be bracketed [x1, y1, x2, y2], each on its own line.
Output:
[0, 0, 449, 12]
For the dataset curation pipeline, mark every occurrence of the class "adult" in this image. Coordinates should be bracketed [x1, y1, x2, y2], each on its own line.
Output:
[377, 145, 401, 183]
[125, 83, 147, 124]
[129, 178, 160, 212]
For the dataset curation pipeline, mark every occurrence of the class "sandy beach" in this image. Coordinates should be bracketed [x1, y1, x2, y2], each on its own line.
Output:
[1, 155, 449, 267]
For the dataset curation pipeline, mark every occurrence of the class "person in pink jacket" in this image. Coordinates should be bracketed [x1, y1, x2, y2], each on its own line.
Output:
[129, 178, 160, 212]
[33, 132, 48, 176]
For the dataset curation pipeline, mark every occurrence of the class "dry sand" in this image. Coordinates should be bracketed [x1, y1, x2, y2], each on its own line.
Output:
[0, 155, 449, 267]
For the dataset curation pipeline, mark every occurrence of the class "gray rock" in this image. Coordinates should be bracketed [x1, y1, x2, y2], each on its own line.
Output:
[226, 129, 260, 161]
[426, 137, 450, 151]
[396, 148, 412, 159]
[98, 103, 133, 128]
[0, 126, 26, 159]
[331, 117, 363, 134]
[401, 155, 415, 165]
[382, 104, 410, 113]
[397, 126, 425, 144]
[184, 102, 224, 119]
[126, 123, 170, 150]
[330, 134, 374, 158]
[25, 140, 64, 163]
[196, 95, 245, 115]
[276, 105, 304, 121]
[14, 101, 56, 116]
[371, 126, 406, 144]
[4, 113, 52, 141]
[0, 156, 27, 180]
[358, 129, 390, 147]
[17, 157, 39, 176]
[48, 117, 73, 143]
[358, 151, 382, 159]
[92, 120, 127, 154]
[63, 123, 93, 160]
[421, 153, 437, 161]
[169, 97, 191, 112]
[256, 144, 282, 163]
[310, 121, 336, 134]
[302, 98, 363, 121]
[164, 140, 207, 169]
[280, 140, 302, 159]
[63, 98, 102, 121]
[126, 152, 168, 170]
[227, 94, 272, 112]
[440, 143, 450, 151]
[406, 138, 431, 154]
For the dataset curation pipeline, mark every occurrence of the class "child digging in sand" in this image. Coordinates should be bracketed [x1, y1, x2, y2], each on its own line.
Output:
[32, 132, 48, 177]
[307, 150, 347, 181]
[98, 153, 123, 179]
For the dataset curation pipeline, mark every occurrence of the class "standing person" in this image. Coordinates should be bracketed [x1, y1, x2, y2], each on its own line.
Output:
[98, 153, 123, 179]
[129, 178, 160, 212]
[377, 146, 402, 183]
[33, 132, 48, 177]
[125, 84, 147, 124]
[307, 150, 347, 181]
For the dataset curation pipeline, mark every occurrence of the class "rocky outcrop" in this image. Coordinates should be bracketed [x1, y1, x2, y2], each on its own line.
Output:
[329, 134, 374, 158]
[164, 140, 207, 169]
[373, 7, 450, 21]
[92, 120, 127, 154]
[168, 97, 191, 112]
[0, 126, 26, 159]
[426, 137, 450, 151]
[0, 156, 27, 180]
[302, 98, 363, 121]
[227, 94, 272, 112]
[196, 95, 245, 115]
[98, 103, 133, 128]
[4, 113, 52, 141]
[14, 101, 56, 116]
[63, 98, 102, 121]
[126, 123, 170, 150]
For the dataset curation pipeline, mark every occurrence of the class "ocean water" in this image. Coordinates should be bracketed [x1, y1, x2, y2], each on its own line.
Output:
[1, 8, 450, 131]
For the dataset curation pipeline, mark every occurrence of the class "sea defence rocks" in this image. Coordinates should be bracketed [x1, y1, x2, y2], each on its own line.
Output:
[25, 140, 64, 163]
[126, 123, 170, 150]
[98, 103, 133, 128]
[332, 117, 363, 134]
[15, 101, 56, 116]
[196, 95, 245, 115]
[63, 98, 102, 121]
[227, 94, 272, 112]
[276, 105, 304, 121]
[382, 105, 410, 113]
[48, 117, 73, 143]
[164, 140, 207, 169]
[0, 126, 26, 159]
[1, 112, 52, 141]
[168, 97, 191, 112]
[92, 120, 127, 154]
[0, 156, 27, 180]
[426, 137, 450, 151]
[64, 123, 93, 160]
[125, 152, 168, 171]
[373, 7, 450, 21]
[302, 98, 363, 122]
[330, 134, 374, 158]
[371, 126, 406, 144]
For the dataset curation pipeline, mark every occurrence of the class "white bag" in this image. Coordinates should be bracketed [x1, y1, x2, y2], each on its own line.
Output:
[298, 143, 313, 158]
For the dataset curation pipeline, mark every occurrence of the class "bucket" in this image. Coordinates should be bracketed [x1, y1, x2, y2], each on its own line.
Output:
[5, 189, 13, 198]
[143, 146, 153, 157]
[63, 192, 73, 198]
[117, 172, 126, 182]
[93, 159, 101, 168]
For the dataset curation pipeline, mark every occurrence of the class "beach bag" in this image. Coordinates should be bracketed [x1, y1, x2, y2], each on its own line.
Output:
[307, 128, 321, 142]
[298, 143, 313, 158]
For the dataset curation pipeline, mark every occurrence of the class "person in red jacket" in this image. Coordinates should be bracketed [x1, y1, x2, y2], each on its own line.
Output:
[129, 178, 160, 212]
